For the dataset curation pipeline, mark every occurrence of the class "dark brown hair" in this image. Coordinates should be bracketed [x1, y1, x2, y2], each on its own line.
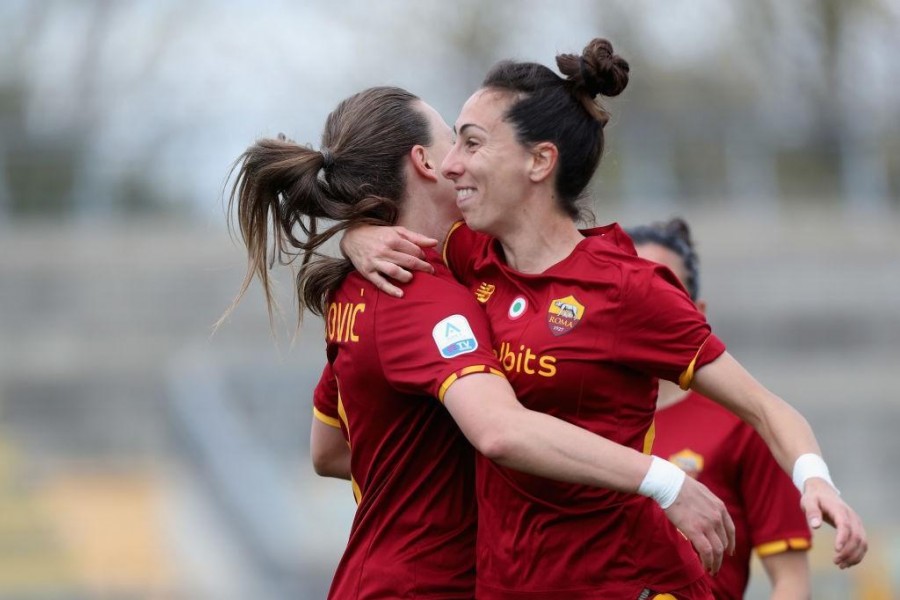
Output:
[225, 86, 430, 322]
[482, 38, 630, 219]
[627, 217, 700, 300]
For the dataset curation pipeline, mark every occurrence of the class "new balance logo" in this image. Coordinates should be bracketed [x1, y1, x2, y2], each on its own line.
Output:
[475, 282, 496, 303]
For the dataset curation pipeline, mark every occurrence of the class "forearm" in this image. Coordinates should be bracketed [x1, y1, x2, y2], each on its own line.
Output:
[692, 352, 822, 478]
[445, 373, 736, 573]
[748, 392, 821, 481]
[470, 402, 651, 493]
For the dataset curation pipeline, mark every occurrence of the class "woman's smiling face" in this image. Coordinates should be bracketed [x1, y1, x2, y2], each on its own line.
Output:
[441, 88, 536, 237]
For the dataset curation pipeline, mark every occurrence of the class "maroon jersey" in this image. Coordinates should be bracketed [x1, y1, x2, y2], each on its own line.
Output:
[313, 361, 341, 428]
[444, 222, 725, 599]
[654, 391, 811, 599]
[312, 250, 505, 600]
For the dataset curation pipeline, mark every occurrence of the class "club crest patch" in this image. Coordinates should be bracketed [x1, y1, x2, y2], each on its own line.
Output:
[546, 295, 585, 336]
[669, 449, 704, 479]
[432, 314, 479, 358]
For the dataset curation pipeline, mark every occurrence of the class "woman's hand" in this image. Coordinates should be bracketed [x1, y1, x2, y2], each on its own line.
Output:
[801, 477, 867, 569]
[664, 476, 736, 575]
[340, 225, 437, 297]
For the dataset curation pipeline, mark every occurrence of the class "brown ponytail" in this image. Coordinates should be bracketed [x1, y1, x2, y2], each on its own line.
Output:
[222, 86, 430, 326]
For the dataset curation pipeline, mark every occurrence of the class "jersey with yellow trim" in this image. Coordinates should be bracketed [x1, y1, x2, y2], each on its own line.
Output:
[444, 221, 726, 599]
[312, 362, 341, 429]
[314, 248, 503, 600]
[654, 391, 811, 600]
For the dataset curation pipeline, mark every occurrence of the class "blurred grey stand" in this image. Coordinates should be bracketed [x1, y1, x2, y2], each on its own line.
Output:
[167, 352, 309, 600]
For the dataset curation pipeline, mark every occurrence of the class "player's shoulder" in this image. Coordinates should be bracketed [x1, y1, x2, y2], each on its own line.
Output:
[574, 224, 678, 291]
[445, 221, 490, 248]
[577, 223, 650, 271]
[583, 224, 695, 304]
[381, 249, 477, 308]
[581, 222, 637, 254]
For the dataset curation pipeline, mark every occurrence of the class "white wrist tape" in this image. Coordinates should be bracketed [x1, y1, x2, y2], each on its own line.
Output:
[792, 453, 838, 494]
[638, 456, 686, 510]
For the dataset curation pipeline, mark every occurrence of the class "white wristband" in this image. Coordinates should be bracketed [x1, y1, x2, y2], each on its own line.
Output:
[638, 456, 686, 510]
[792, 453, 839, 494]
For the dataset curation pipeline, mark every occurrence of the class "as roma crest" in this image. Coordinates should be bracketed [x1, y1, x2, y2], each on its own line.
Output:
[669, 449, 704, 479]
[546, 295, 585, 336]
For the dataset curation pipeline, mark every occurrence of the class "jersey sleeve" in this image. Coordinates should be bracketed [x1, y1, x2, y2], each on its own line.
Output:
[612, 262, 726, 385]
[312, 362, 342, 429]
[738, 426, 812, 556]
[374, 273, 504, 402]
[442, 221, 482, 285]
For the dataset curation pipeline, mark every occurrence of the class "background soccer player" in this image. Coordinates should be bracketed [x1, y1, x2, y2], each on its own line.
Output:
[629, 217, 812, 600]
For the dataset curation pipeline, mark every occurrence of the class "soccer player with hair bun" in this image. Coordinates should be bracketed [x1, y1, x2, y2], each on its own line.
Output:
[344, 37, 867, 599]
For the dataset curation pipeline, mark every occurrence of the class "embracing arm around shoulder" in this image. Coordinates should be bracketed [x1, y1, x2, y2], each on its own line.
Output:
[691, 351, 867, 568]
[340, 225, 438, 297]
[760, 550, 811, 600]
[310, 418, 351, 480]
[442, 372, 735, 574]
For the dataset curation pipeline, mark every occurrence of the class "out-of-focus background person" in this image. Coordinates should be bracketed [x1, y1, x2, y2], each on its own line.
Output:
[0, 2, 897, 599]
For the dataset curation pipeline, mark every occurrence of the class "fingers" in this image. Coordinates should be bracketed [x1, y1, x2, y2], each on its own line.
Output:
[395, 227, 439, 249]
[713, 544, 724, 575]
[722, 504, 736, 556]
[365, 269, 406, 298]
[804, 483, 869, 569]
[710, 503, 730, 574]
[665, 478, 728, 575]
[709, 535, 724, 575]
[693, 536, 715, 575]
[367, 261, 413, 297]
[700, 505, 729, 575]
[389, 237, 429, 261]
[698, 526, 724, 575]
[801, 495, 824, 530]
[384, 249, 434, 274]
[832, 504, 850, 554]
[832, 507, 868, 569]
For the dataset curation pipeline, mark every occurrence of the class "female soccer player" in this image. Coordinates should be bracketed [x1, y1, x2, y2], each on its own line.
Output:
[629, 218, 812, 600]
[343, 38, 867, 598]
[225, 86, 731, 599]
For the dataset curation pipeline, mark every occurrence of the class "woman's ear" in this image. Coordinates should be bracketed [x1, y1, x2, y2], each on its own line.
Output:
[410, 145, 439, 182]
[528, 142, 559, 183]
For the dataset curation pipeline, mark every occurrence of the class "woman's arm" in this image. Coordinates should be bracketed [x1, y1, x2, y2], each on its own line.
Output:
[691, 351, 867, 568]
[443, 372, 735, 575]
[310, 418, 351, 480]
[760, 550, 811, 600]
[340, 225, 437, 297]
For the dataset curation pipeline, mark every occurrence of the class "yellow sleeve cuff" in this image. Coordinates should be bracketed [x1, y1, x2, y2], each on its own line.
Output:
[438, 366, 506, 403]
[755, 537, 811, 557]
[313, 407, 341, 428]
[678, 337, 710, 390]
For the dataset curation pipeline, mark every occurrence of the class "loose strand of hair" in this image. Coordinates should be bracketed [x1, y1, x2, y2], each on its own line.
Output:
[216, 139, 328, 333]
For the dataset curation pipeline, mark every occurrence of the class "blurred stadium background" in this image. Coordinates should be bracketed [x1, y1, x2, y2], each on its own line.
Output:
[0, 1, 898, 598]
